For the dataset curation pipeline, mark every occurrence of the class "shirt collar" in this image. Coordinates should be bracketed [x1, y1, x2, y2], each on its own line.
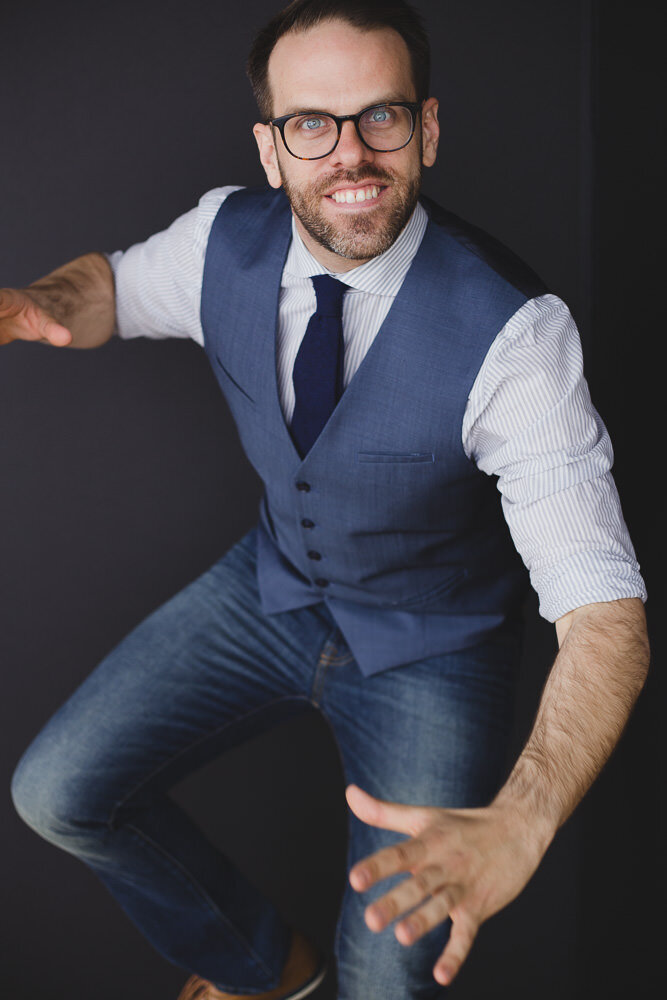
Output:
[282, 198, 429, 296]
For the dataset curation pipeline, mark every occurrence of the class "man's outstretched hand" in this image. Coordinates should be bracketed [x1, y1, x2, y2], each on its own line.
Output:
[0, 287, 73, 346]
[345, 783, 549, 988]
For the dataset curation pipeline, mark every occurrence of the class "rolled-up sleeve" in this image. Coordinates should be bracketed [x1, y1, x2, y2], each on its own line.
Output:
[463, 293, 647, 620]
[103, 185, 244, 345]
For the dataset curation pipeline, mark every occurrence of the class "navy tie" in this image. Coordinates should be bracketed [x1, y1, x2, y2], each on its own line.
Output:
[290, 274, 347, 457]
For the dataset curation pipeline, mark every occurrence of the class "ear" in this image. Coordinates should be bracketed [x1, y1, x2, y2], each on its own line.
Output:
[420, 98, 440, 168]
[253, 123, 283, 189]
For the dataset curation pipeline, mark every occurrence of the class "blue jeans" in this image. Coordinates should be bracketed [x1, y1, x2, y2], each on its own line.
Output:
[11, 526, 522, 999]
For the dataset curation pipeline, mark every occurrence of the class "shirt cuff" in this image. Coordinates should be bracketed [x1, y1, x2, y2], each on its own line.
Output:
[533, 549, 647, 622]
[102, 250, 123, 337]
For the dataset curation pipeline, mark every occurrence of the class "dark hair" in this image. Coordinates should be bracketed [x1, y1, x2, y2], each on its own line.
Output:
[246, 0, 430, 122]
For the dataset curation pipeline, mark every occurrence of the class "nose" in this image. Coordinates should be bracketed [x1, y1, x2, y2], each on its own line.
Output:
[328, 119, 373, 168]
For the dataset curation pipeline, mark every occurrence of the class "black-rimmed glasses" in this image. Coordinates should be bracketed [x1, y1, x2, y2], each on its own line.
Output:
[269, 101, 422, 160]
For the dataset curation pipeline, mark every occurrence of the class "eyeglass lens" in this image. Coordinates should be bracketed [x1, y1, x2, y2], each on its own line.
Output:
[284, 105, 413, 158]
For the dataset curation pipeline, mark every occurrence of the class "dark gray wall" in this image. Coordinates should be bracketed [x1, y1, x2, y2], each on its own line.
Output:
[578, 2, 662, 995]
[0, 2, 658, 998]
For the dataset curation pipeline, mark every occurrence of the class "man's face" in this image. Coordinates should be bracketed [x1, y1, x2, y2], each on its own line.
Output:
[253, 20, 439, 270]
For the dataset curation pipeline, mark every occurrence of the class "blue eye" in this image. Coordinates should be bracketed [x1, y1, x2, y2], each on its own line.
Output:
[302, 117, 325, 130]
[360, 106, 397, 129]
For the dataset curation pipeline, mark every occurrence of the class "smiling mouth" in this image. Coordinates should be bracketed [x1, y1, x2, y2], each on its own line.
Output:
[325, 184, 387, 205]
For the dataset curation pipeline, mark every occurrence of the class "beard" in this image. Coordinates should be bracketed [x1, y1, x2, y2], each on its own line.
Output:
[277, 155, 423, 261]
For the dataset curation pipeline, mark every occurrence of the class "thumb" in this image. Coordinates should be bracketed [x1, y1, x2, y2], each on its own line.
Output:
[345, 783, 422, 834]
[0, 288, 72, 346]
[37, 314, 73, 346]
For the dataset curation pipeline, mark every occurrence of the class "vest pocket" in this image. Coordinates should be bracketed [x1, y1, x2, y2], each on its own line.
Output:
[357, 451, 434, 464]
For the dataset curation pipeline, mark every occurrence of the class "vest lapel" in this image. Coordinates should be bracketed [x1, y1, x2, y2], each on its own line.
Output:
[216, 190, 298, 456]
[296, 214, 448, 466]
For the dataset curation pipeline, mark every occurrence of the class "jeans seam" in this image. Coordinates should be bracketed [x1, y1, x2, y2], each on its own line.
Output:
[122, 822, 278, 987]
[310, 626, 345, 705]
[318, 651, 354, 666]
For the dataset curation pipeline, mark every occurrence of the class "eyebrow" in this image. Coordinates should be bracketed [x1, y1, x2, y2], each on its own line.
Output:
[278, 95, 413, 117]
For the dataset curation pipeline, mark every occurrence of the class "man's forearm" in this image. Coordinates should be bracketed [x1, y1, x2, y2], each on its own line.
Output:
[342, 596, 649, 987]
[22, 251, 117, 348]
[492, 597, 650, 851]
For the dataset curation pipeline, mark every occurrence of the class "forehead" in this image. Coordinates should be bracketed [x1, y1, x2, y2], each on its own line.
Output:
[267, 19, 415, 116]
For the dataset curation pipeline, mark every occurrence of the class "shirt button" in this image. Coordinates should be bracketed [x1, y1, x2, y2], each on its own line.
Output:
[301, 518, 315, 529]
[314, 577, 329, 588]
[296, 481, 311, 492]
[307, 550, 322, 560]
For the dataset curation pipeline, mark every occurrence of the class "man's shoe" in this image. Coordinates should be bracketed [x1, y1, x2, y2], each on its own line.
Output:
[176, 928, 327, 1000]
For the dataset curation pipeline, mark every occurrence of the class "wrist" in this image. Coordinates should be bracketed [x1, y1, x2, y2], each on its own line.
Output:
[490, 765, 563, 859]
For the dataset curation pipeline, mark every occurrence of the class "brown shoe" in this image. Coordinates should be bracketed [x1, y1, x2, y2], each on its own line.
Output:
[176, 928, 327, 1000]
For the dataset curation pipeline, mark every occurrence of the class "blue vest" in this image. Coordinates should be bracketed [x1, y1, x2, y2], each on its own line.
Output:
[200, 185, 548, 676]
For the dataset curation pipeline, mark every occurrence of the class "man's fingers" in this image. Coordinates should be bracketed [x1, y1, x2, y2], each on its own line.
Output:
[0, 288, 72, 346]
[350, 833, 429, 890]
[364, 863, 448, 931]
[394, 883, 463, 943]
[432, 910, 478, 986]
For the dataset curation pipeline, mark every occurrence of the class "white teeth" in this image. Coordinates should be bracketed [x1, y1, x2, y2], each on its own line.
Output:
[331, 185, 381, 204]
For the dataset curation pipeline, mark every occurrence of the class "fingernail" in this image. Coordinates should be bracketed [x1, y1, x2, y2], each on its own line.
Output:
[352, 869, 368, 889]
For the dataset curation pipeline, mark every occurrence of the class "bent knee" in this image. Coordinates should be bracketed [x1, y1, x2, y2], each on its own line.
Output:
[10, 742, 96, 849]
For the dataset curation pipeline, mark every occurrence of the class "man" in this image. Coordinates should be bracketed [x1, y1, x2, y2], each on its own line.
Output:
[2, 2, 649, 999]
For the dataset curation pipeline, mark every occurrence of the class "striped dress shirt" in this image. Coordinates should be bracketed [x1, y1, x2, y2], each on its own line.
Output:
[105, 184, 647, 623]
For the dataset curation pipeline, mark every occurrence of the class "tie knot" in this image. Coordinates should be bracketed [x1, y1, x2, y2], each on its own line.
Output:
[310, 273, 347, 317]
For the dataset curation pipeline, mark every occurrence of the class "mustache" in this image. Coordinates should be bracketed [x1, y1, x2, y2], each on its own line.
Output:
[315, 166, 395, 195]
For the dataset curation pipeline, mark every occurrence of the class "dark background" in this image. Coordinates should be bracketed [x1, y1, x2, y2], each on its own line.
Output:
[0, 1, 661, 997]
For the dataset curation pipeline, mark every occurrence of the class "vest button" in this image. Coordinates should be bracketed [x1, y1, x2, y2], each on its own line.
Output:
[301, 518, 315, 529]
[307, 550, 322, 560]
[296, 481, 311, 492]
[314, 578, 329, 588]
